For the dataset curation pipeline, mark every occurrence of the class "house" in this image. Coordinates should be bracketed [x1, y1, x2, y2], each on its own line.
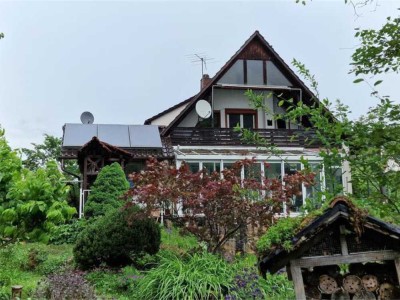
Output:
[145, 30, 352, 214]
[60, 30, 352, 215]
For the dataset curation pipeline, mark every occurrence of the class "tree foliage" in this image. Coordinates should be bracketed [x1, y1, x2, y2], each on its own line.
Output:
[352, 16, 400, 76]
[128, 157, 314, 253]
[0, 161, 76, 242]
[21, 134, 62, 171]
[245, 57, 400, 223]
[85, 162, 130, 217]
[21, 134, 78, 176]
[0, 127, 22, 201]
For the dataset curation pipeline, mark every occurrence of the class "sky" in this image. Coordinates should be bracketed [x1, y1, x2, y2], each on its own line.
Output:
[0, 0, 399, 149]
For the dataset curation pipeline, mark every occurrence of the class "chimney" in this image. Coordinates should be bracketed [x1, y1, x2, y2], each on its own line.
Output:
[200, 74, 211, 90]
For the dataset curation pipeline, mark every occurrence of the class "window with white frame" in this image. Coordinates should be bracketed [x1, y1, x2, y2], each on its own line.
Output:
[179, 159, 324, 214]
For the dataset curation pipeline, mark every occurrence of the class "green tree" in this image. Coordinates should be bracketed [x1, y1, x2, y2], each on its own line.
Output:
[0, 161, 76, 242]
[0, 127, 22, 202]
[352, 16, 400, 77]
[21, 134, 78, 175]
[84, 162, 130, 218]
[21, 134, 62, 171]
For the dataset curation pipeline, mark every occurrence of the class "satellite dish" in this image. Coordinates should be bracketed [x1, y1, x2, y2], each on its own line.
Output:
[195, 100, 211, 119]
[80, 111, 94, 124]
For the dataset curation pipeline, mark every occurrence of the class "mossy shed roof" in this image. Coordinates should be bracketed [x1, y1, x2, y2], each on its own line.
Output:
[259, 197, 400, 275]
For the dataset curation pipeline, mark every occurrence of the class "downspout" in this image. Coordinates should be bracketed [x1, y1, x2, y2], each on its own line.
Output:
[60, 158, 80, 180]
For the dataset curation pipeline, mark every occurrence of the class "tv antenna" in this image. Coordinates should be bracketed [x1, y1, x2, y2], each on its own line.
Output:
[187, 53, 216, 77]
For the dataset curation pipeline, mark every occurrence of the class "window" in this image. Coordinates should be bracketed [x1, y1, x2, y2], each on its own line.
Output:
[187, 162, 200, 173]
[246, 60, 264, 85]
[226, 109, 257, 129]
[326, 167, 343, 194]
[305, 163, 323, 208]
[203, 162, 221, 174]
[218, 59, 292, 87]
[244, 163, 262, 182]
[265, 162, 281, 179]
[266, 61, 292, 86]
[284, 162, 303, 212]
[196, 111, 221, 128]
[219, 60, 244, 84]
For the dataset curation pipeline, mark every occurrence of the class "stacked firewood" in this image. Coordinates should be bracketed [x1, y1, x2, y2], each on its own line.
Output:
[303, 263, 400, 300]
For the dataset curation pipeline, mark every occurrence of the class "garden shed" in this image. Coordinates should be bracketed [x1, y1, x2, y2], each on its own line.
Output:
[259, 197, 400, 300]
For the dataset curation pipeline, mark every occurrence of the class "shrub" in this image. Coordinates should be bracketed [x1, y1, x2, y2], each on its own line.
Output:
[74, 207, 161, 269]
[0, 161, 76, 242]
[85, 162, 129, 217]
[34, 270, 96, 300]
[134, 252, 235, 299]
[49, 219, 88, 245]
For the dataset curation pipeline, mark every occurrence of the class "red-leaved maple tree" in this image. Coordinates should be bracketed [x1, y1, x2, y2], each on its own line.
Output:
[127, 157, 315, 253]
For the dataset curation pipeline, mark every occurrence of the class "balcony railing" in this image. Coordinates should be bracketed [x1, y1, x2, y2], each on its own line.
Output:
[170, 127, 321, 148]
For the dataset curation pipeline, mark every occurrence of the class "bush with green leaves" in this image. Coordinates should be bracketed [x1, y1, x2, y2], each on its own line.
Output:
[49, 219, 88, 245]
[84, 162, 129, 217]
[134, 251, 235, 299]
[0, 161, 76, 242]
[74, 206, 161, 269]
[257, 216, 302, 255]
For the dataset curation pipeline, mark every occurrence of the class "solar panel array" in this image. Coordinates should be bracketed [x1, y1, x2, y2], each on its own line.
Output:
[62, 124, 162, 148]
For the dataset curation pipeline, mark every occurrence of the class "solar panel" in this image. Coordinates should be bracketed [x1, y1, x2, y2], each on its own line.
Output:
[62, 124, 162, 149]
[63, 124, 97, 147]
[129, 125, 162, 148]
[98, 125, 130, 147]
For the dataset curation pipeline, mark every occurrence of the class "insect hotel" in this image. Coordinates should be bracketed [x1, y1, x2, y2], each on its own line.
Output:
[259, 197, 400, 299]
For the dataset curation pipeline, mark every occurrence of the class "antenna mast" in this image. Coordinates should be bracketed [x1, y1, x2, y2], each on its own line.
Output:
[187, 53, 215, 77]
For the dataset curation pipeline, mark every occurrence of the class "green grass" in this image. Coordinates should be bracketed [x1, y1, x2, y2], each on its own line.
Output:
[0, 242, 73, 298]
[160, 226, 200, 254]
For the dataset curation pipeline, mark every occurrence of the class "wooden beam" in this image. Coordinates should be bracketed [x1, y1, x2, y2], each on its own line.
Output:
[340, 225, 349, 255]
[291, 250, 400, 268]
[290, 264, 306, 300]
[395, 258, 400, 285]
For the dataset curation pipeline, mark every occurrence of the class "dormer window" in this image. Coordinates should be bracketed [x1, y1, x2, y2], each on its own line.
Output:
[218, 59, 292, 87]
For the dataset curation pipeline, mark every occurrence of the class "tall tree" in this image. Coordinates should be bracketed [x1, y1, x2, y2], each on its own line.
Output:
[128, 157, 314, 253]
[21, 134, 62, 171]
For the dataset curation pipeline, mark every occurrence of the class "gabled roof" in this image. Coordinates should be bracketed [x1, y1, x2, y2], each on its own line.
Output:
[259, 197, 400, 275]
[162, 30, 322, 136]
[144, 96, 194, 125]
[79, 136, 132, 156]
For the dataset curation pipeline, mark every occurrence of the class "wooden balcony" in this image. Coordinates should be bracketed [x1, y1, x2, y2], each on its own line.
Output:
[170, 127, 321, 148]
